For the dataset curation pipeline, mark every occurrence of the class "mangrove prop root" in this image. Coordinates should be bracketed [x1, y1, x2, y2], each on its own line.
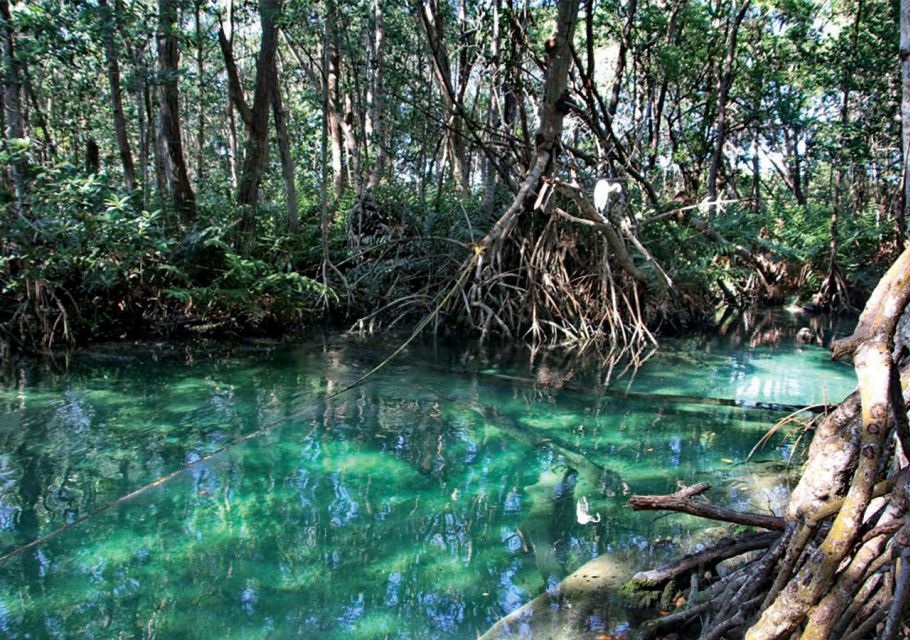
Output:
[624, 248, 910, 640]
[630, 531, 779, 588]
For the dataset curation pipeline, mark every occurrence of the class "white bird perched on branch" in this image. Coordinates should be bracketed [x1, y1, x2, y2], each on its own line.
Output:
[593, 178, 623, 217]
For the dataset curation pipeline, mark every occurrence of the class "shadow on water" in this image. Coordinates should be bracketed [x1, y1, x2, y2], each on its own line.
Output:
[0, 310, 856, 638]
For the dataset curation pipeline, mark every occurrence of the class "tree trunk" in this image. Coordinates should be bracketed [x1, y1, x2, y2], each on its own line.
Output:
[326, 0, 346, 199]
[119, 11, 149, 203]
[194, 0, 205, 186]
[272, 79, 299, 234]
[341, 90, 364, 199]
[819, 0, 862, 309]
[748, 248, 910, 640]
[85, 137, 100, 174]
[156, 0, 196, 222]
[625, 249, 910, 640]
[22, 69, 55, 163]
[481, 0, 503, 215]
[215, 10, 249, 194]
[607, 0, 637, 119]
[707, 0, 750, 204]
[235, 0, 280, 240]
[901, 0, 910, 247]
[785, 129, 807, 206]
[366, 0, 387, 190]
[415, 0, 471, 198]
[480, 0, 581, 248]
[0, 0, 28, 216]
[226, 95, 239, 191]
[752, 134, 761, 211]
[648, 0, 684, 172]
[98, 0, 136, 191]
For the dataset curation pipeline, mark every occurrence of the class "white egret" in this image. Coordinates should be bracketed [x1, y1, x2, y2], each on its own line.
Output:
[593, 178, 622, 216]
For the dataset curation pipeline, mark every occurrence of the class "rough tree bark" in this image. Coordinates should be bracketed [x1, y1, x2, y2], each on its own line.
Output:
[156, 0, 196, 222]
[481, 0, 581, 249]
[748, 248, 910, 639]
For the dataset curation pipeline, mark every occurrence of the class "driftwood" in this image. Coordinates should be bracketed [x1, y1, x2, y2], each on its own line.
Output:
[628, 483, 786, 531]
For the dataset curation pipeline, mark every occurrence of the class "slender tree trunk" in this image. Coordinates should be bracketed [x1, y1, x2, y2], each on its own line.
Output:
[366, 0, 387, 190]
[784, 129, 807, 206]
[147, 72, 167, 204]
[0, 0, 27, 216]
[707, 0, 750, 204]
[85, 137, 100, 174]
[607, 0, 637, 118]
[227, 95, 239, 190]
[119, 8, 149, 204]
[752, 133, 761, 211]
[415, 0, 471, 198]
[819, 0, 862, 308]
[481, 0, 581, 249]
[137, 77, 148, 204]
[342, 90, 363, 199]
[272, 79, 299, 234]
[99, 0, 136, 191]
[157, 0, 196, 222]
[194, 0, 205, 186]
[481, 0, 503, 215]
[236, 0, 280, 239]
[648, 0, 684, 171]
[326, 0, 346, 198]
[22, 69, 55, 163]
[223, 0, 240, 191]
[900, 0, 910, 247]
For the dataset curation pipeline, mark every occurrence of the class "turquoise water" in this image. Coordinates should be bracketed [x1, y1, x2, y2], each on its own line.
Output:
[0, 313, 856, 638]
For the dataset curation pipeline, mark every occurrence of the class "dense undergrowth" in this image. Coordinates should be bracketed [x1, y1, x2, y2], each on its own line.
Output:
[0, 162, 894, 353]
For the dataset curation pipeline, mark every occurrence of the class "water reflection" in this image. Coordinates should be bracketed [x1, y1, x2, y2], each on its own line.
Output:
[0, 314, 856, 638]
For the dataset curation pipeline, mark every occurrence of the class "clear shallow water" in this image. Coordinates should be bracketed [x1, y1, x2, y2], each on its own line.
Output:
[0, 312, 856, 639]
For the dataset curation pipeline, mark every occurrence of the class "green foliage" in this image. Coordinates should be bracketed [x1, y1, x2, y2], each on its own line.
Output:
[0, 165, 330, 349]
[1, 0, 902, 350]
[164, 228, 331, 330]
